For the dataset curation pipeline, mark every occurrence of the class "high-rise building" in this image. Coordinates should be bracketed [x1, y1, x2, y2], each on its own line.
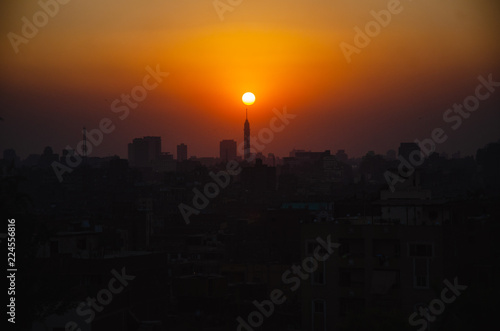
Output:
[398, 142, 420, 160]
[177, 143, 187, 161]
[336, 149, 349, 163]
[220, 139, 237, 162]
[153, 152, 176, 172]
[128, 136, 161, 167]
[144, 136, 161, 161]
[244, 109, 250, 161]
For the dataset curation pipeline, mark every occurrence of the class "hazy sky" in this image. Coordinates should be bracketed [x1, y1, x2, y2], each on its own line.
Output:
[1, 0, 499, 159]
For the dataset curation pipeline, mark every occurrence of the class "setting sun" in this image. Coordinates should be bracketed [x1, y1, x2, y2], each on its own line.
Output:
[242, 92, 255, 106]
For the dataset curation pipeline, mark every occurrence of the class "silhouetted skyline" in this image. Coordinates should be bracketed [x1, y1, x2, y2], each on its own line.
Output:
[1, 1, 500, 330]
[1, 1, 500, 159]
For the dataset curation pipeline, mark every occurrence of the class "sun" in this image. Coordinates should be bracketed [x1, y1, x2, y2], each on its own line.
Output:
[242, 92, 255, 106]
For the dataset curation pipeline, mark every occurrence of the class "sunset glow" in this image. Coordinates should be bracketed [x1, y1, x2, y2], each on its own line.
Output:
[1, 2, 500, 329]
[0, 0, 499, 158]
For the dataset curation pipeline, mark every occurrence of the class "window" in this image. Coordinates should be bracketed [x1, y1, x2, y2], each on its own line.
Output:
[339, 269, 364, 287]
[313, 299, 325, 313]
[339, 270, 351, 287]
[307, 239, 329, 257]
[339, 239, 364, 257]
[429, 210, 438, 220]
[414, 258, 429, 288]
[312, 261, 325, 285]
[339, 240, 350, 256]
[312, 300, 326, 331]
[373, 240, 400, 258]
[409, 243, 432, 288]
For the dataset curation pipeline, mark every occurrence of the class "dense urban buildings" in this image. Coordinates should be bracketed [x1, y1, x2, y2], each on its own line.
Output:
[2, 99, 499, 330]
[3, 135, 499, 330]
[219, 139, 237, 162]
[2, 97, 500, 331]
[3, 1, 498, 330]
[177, 143, 188, 161]
[127, 136, 161, 167]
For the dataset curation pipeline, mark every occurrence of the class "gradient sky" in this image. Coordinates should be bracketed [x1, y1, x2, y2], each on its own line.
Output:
[1, 0, 499, 159]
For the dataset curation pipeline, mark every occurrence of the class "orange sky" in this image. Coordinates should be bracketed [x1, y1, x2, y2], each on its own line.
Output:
[1, 0, 499, 158]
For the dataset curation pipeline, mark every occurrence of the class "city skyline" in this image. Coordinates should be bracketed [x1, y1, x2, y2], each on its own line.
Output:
[7, 133, 497, 167]
[2, 1, 500, 329]
[2, 100, 499, 161]
[5, 131, 498, 162]
[1, 1, 500, 160]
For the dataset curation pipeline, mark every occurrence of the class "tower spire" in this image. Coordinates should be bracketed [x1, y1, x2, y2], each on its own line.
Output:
[244, 107, 250, 162]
